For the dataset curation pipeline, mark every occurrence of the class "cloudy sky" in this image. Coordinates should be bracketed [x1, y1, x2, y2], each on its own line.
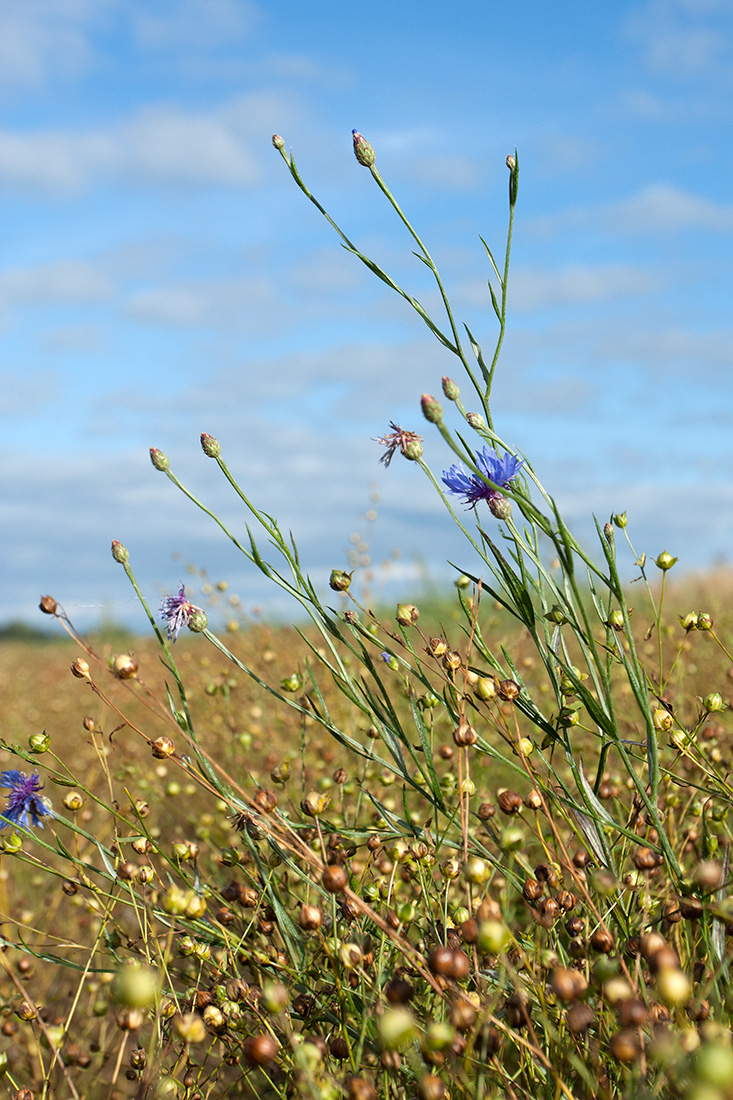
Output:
[3, 0, 733, 633]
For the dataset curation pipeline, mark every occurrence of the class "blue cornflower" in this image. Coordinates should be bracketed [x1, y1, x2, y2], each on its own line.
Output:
[159, 585, 199, 642]
[442, 446, 524, 511]
[0, 770, 54, 831]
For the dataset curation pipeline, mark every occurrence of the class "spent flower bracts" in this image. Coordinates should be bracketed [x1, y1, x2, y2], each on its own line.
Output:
[0, 770, 54, 831]
[374, 422, 424, 466]
[159, 584, 202, 641]
[442, 445, 524, 510]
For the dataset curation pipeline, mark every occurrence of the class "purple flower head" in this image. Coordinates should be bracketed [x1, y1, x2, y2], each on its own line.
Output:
[0, 770, 54, 831]
[442, 446, 524, 510]
[159, 585, 201, 642]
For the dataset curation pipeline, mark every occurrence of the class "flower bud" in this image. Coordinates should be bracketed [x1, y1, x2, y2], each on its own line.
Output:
[188, 608, 208, 633]
[421, 393, 443, 424]
[39, 595, 57, 615]
[149, 447, 170, 472]
[329, 569, 352, 592]
[174, 1012, 207, 1044]
[679, 611, 698, 632]
[378, 1007, 417, 1050]
[301, 791, 330, 817]
[466, 412, 486, 430]
[489, 496, 512, 520]
[403, 437, 423, 461]
[63, 791, 83, 812]
[703, 693, 726, 713]
[655, 550, 678, 572]
[696, 612, 713, 631]
[200, 433, 221, 458]
[112, 963, 158, 1009]
[352, 129, 375, 167]
[281, 672, 303, 692]
[29, 731, 50, 754]
[612, 511, 627, 528]
[110, 544, 132, 571]
[440, 375, 460, 401]
[272, 134, 285, 151]
[475, 676, 497, 702]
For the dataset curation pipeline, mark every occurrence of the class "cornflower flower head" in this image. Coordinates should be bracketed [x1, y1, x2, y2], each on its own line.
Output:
[0, 770, 54, 831]
[374, 422, 424, 467]
[442, 446, 524, 512]
[159, 585, 202, 642]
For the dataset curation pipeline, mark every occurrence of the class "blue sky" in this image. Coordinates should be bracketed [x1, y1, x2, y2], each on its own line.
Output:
[3, 0, 733, 631]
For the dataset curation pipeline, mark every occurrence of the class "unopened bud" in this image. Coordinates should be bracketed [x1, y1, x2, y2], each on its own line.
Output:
[396, 603, 419, 626]
[680, 612, 698, 632]
[188, 608, 208, 633]
[489, 495, 512, 521]
[442, 376, 460, 400]
[703, 693, 726, 714]
[655, 550, 678, 572]
[29, 731, 50, 754]
[421, 393, 443, 424]
[403, 437, 423, 461]
[696, 612, 713, 631]
[272, 134, 285, 151]
[149, 447, 170, 472]
[111, 541, 129, 564]
[352, 129, 375, 167]
[200, 433, 221, 458]
[466, 412, 486, 430]
[612, 512, 627, 529]
[329, 569, 352, 592]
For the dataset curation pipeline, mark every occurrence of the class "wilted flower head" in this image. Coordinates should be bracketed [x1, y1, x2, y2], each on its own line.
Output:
[159, 585, 202, 642]
[0, 770, 54, 831]
[442, 446, 524, 510]
[374, 422, 423, 467]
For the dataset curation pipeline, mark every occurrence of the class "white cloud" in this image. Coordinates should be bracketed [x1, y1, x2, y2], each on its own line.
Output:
[622, 0, 731, 77]
[0, 0, 108, 94]
[0, 93, 291, 194]
[131, 0, 259, 49]
[0, 259, 115, 313]
[528, 184, 733, 238]
[123, 275, 279, 328]
[500, 263, 663, 312]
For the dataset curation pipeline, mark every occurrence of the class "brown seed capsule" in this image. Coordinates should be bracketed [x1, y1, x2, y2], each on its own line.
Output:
[461, 918, 479, 944]
[322, 864, 348, 893]
[71, 658, 91, 680]
[384, 977, 414, 1005]
[443, 650, 463, 671]
[330, 1036, 349, 1060]
[39, 595, 58, 615]
[345, 1077, 377, 1100]
[549, 967, 587, 1003]
[565, 916, 585, 938]
[477, 803, 495, 820]
[678, 896, 703, 920]
[609, 1028, 640, 1064]
[590, 927, 614, 954]
[525, 789, 543, 810]
[112, 653, 139, 679]
[556, 890, 577, 912]
[498, 679, 520, 701]
[450, 994, 478, 1031]
[505, 990, 530, 1029]
[634, 847, 661, 871]
[617, 999, 648, 1028]
[427, 946, 455, 977]
[497, 790, 522, 815]
[299, 904, 323, 930]
[151, 737, 176, 759]
[523, 877, 544, 902]
[639, 932, 667, 962]
[242, 1033, 279, 1066]
[566, 1002, 595, 1034]
[447, 949, 470, 981]
[418, 1074, 448, 1100]
[253, 788, 278, 813]
[453, 721, 477, 747]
